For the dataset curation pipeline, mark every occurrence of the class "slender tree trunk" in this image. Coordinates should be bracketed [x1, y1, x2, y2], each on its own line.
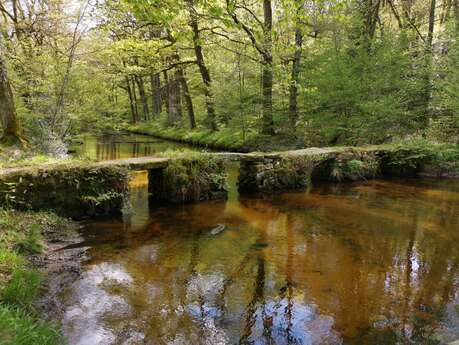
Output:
[135, 76, 149, 121]
[421, 0, 436, 125]
[0, 46, 24, 146]
[427, 0, 437, 48]
[288, 27, 303, 125]
[167, 70, 182, 126]
[454, 0, 459, 31]
[162, 70, 170, 116]
[186, 0, 217, 130]
[177, 68, 196, 129]
[150, 73, 162, 117]
[125, 76, 137, 123]
[261, 0, 274, 135]
[131, 77, 139, 123]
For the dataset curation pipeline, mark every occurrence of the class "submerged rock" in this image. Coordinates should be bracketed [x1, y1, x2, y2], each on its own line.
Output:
[210, 224, 225, 235]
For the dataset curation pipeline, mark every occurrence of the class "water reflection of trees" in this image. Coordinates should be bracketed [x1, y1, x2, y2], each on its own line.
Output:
[79, 180, 459, 345]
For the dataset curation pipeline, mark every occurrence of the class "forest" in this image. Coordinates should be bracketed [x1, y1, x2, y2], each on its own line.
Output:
[1, 1, 459, 345]
[0, 0, 458, 154]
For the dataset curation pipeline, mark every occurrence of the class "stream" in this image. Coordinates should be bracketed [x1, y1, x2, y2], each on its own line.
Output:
[61, 133, 459, 345]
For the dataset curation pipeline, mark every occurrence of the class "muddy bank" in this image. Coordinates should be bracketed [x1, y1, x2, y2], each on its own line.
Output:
[31, 220, 88, 324]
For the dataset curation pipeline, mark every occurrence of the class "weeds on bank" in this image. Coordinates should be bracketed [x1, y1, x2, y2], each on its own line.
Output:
[0, 209, 67, 345]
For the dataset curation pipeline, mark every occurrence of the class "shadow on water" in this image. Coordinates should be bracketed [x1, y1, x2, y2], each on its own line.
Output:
[61, 135, 459, 345]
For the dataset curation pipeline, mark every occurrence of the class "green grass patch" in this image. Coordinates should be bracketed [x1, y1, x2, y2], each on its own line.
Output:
[126, 123, 300, 152]
[0, 304, 62, 345]
[0, 209, 72, 345]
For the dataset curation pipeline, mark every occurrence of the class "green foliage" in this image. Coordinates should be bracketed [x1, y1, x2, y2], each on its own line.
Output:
[301, 37, 422, 145]
[2, 269, 42, 308]
[382, 139, 459, 176]
[0, 210, 70, 345]
[0, 304, 62, 345]
[151, 154, 228, 202]
[330, 155, 380, 181]
[15, 225, 44, 255]
[0, 166, 129, 218]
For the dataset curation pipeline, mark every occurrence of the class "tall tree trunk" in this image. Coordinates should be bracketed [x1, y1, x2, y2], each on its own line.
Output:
[162, 70, 170, 116]
[421, 0, 436, 125]
[150, 73, 162, 117]
[455, 0, 459, 31]
[186, 0, 217, 130]
[131, 76, 139, 123]
[288, 27, 303, 125]
[0, 47, 24, 146]
[135, 76, 149, 121]
[177, 68, 196, 129]
[167, 70, 182, 126]
[125, 76, 137, 123]
[427, 0, 437, 49]
[261, 0, 274, 135]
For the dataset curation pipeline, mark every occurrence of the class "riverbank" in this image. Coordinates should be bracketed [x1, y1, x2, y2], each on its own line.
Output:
[0, 209, 84, 345]
[126, 123, 301, 152]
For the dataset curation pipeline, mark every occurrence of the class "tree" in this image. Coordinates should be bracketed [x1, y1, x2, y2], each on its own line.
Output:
[226, 0, 275, 135]
[0, 35, 24, 146]
[186, 0, 217, 130]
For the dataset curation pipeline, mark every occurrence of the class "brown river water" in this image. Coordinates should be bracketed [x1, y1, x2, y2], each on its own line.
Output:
[62, 134, 459, 345]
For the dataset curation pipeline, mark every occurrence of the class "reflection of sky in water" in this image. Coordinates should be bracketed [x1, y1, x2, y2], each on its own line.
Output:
[60, 174, 459, 345]
[62, 263, 341, 345]
[62, 263, 134, 345]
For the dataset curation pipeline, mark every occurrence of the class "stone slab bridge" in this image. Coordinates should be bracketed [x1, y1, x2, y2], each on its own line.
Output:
[0, 145, 444, 218]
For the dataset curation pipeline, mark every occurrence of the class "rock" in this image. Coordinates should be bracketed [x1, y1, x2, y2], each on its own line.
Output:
[211, 224, 225, 235]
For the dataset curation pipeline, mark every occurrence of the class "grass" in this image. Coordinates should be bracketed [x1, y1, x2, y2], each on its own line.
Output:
[127, 122, 300, 152]
[0, 304, 62, 345]
[0, 145, 61, 169]
[0, 209, 72, 345]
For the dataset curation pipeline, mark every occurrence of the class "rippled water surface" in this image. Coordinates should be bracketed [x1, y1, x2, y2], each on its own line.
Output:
[60, 166, 459, 345]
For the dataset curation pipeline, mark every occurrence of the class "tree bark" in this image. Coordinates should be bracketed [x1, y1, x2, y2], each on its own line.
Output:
[177, 68, 196, 129]
[261, 0, 274, 135]
[131, 76, 140, 123]
[162, 70, 170, 116]
[0, 37, 24, 146]
[421, 0, 436, 125]
[186, 0, 217, 130]
[135, 76, 150, 121]
[427, 0, 437, 49]
[125, 76, 137, 123]
[150, 73, 162, 117]
[455, 0, 459, 32]
[167, 69, 182, 126]
[288, 27, 303, 125]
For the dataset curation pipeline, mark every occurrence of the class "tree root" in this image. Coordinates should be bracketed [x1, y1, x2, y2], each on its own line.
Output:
[0, 133, 28, 148]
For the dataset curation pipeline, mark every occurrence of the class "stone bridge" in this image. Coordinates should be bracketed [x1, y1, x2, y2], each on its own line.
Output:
[0, 145, 446, 218]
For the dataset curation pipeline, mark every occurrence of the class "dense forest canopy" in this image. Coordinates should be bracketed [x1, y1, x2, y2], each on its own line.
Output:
[0, 0, 458, 150]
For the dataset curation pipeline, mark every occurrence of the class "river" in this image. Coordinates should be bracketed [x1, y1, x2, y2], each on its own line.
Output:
[61, 133, 459, 345]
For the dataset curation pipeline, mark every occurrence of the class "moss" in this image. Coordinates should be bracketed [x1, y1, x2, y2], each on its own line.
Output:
[0, 165, 129, 218]
[238, 155, 318, 193]
[329, 153, 380, 182]
[149, 154, 228, 203]
[127, 123, 301, 152]
[380, 140, 459, 177]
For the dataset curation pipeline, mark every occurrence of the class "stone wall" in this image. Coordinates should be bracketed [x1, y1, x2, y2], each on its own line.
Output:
[0, 165, 129, 218]
[237, 146, 433, 193]
[148, 155, 228, 203]
[238, 155, 318, 193]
